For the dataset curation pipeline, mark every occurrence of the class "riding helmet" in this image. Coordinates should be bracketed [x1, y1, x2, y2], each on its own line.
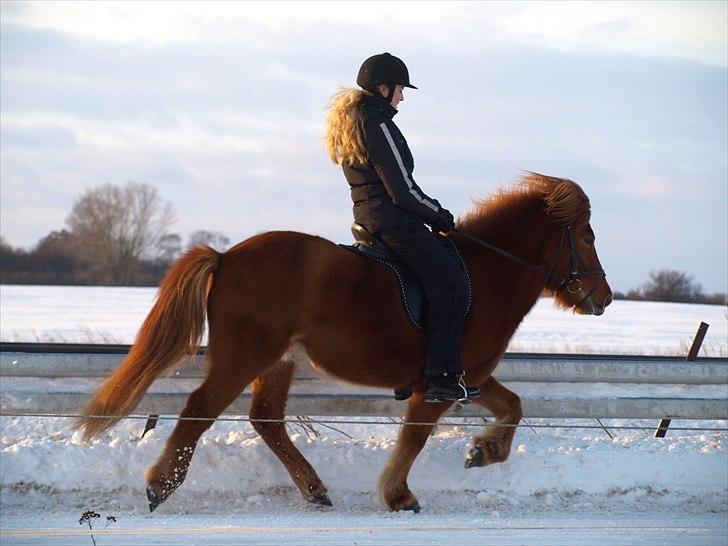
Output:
[357, 53, 418, 90]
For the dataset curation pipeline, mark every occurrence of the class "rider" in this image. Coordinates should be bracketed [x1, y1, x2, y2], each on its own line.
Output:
[324, 52, 480, 403]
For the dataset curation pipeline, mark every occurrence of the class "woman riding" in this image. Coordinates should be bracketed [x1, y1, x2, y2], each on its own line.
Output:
[324, 52, 480, 403]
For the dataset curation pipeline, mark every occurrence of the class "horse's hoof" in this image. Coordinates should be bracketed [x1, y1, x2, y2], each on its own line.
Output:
[394, 383, 414, 401]
[147, 486, 163, 513]
[309, 493, 333, 507]
[464, 445, 484, 469]
[401, 502, 421, 513]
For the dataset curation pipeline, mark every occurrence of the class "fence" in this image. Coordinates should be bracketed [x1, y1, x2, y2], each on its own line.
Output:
[1, 342, 726, 421]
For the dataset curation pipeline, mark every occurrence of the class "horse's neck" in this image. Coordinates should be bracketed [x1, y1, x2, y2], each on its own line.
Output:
[459, 209, 549, 359]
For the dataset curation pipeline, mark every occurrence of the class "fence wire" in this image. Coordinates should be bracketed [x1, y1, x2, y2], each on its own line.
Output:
[1, 411, 726, 433]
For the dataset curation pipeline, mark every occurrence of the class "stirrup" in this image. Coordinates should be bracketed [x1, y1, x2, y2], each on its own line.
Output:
[454, 386, 481, 404]
[424, 373, 480, 404]
[457, 374, 480, 403]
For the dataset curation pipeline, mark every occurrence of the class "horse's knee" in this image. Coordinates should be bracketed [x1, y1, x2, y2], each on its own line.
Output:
[182, 387, 211, 417]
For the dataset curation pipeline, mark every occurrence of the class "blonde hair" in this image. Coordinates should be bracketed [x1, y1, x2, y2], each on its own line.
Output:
[324, 87, 368, 166]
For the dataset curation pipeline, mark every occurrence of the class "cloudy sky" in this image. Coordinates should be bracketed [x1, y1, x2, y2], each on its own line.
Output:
[1, 1, 726, 293]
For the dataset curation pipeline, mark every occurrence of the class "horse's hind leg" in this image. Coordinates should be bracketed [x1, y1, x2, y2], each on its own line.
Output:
[145, 325, 288, 511]
[464, 375, 523, 468]
[250, 360, 331, 506]
[379, 392, 453, 512]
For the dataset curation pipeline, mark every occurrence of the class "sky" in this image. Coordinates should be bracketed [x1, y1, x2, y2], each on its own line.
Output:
[1, 1, 726, 293]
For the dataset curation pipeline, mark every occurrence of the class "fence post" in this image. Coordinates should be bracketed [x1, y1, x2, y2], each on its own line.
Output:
[142, 414, 159, 439]
[654, 322, 709, 438]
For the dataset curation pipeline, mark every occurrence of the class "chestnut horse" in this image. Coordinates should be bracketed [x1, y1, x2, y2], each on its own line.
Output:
[75, 173, 612, 513]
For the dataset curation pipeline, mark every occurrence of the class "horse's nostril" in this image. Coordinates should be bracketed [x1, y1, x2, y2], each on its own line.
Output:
[604, 294, 613, 308]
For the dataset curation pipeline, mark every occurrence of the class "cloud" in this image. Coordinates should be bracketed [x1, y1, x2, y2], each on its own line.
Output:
[2, 1, 726, 65]
[489, 1, 727, 67]
[1, 3, 726, 291]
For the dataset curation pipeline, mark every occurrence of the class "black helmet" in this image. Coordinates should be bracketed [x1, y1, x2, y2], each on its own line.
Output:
[357, 52, 418, 90]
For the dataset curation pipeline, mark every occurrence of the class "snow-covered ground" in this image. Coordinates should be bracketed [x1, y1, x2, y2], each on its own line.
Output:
[0, 285, 727, 544]
[1, 416, 726, 545]
[1, 415, 727, 545]
[1, 284, 726, 356]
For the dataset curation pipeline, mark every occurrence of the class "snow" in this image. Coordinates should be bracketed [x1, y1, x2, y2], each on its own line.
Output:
[2, 513, 726, 546]
[1, 285, 726, 356]
[1, 416, 726, 544]
[0, 285, 727, 543]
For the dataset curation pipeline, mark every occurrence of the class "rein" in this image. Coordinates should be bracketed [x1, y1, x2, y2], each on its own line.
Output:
[454, 229, 549, 277]
[453, 225, 606, 308]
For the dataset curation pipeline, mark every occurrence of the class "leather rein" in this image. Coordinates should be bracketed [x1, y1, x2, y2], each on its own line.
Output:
[454, 225, 606, 309]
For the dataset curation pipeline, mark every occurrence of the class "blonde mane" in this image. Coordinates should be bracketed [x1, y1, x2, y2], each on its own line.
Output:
[323, 87, 368, 166]
[461, 172, 591, 229]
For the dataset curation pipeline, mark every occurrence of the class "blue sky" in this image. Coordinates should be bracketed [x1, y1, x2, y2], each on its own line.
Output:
[1, 1, 726, 293]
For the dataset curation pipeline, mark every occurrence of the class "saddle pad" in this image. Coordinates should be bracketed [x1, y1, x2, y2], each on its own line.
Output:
[339, 237, 472, 331]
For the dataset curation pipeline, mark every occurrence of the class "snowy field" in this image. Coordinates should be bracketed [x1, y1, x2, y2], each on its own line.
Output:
[1, 284, 726, 356]
[0, 285, 727, 544]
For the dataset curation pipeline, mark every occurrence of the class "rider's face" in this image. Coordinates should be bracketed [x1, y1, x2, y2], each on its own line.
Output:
[390, 85, 404, 108]
[378, 84, 405, 109]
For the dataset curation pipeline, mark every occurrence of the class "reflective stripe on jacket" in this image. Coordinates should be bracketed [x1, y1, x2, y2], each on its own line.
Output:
[342, 94, 442, 233]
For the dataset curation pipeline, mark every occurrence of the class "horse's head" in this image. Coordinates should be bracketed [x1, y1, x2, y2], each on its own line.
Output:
[531, 173, 613, 316]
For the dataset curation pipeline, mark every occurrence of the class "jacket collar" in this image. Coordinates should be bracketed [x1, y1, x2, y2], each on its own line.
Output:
[360, 93, 398, 120]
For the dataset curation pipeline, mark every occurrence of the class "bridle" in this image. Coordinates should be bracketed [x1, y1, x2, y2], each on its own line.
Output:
[454, 224, 607, 311]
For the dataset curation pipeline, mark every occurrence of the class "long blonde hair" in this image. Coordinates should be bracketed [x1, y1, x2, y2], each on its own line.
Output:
[324, 87, 368, 166]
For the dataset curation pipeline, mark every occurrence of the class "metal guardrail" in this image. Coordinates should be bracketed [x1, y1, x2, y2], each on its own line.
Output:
[2, 342, 727, 384]
[1, 343, 727, 420]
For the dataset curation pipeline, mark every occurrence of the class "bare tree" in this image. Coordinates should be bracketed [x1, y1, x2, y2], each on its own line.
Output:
[67, 182, 175, 284]
[187, 230, 231, 252]
[156, 233, 182, 265]
[640, 269, 702, 303]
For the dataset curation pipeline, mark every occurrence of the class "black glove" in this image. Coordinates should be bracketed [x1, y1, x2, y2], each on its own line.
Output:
[432, 208, 455, 232]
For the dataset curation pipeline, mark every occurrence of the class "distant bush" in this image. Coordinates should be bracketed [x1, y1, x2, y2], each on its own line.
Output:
[0, 235, 169, 286]
[614, 269, 727, 305]
[0, 233, 85, 284]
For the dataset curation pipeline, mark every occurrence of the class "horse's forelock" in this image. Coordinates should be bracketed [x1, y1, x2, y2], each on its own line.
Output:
[522, 172, 591, 224]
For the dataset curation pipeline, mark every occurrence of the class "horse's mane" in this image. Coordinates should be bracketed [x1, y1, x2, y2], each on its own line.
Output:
[460, 172, 591, 230]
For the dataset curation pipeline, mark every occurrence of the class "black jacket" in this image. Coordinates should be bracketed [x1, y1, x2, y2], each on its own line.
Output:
[342, 94, 443, 233]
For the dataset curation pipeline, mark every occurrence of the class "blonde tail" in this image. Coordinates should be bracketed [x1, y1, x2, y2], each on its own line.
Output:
[75, 246, 221, 441]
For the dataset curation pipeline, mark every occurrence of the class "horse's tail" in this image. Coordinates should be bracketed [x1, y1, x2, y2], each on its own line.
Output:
[75, 246, 221, 441]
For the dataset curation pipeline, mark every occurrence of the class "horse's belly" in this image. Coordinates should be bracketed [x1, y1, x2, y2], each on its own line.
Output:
[281, 341, 421, 388]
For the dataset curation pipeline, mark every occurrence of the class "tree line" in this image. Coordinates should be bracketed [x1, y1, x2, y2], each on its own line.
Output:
[612, 269, 726, 305]
[1, 182, 230, 286]
[1, 181, 726, 303]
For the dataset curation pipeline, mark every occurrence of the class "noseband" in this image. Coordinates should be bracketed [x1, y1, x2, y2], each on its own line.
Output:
[455, 225, 606, 310]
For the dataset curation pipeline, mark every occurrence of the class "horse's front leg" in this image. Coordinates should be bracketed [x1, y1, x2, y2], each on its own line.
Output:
[465, 375, 522, 468]
[378, 391, 453, 512]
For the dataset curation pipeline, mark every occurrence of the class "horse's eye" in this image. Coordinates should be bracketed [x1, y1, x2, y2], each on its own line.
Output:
[585, 238, 595, 247]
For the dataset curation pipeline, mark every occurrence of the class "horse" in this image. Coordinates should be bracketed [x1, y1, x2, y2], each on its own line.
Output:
[74, 172, 612, 513]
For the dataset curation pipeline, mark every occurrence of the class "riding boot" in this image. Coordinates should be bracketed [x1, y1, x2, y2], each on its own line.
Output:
[424, 372, 480, 404]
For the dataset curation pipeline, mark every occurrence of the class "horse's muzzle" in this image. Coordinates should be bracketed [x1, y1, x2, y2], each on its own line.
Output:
[592, 294, 613, 316]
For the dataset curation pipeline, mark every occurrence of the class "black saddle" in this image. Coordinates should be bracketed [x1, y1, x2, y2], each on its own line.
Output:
[340, 222, 472, 331]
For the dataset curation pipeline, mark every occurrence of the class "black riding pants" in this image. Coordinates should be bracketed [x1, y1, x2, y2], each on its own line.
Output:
[376, 223, 468, 376]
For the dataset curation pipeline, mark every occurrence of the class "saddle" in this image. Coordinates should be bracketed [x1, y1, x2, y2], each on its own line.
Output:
[339, 222, 472, 331]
